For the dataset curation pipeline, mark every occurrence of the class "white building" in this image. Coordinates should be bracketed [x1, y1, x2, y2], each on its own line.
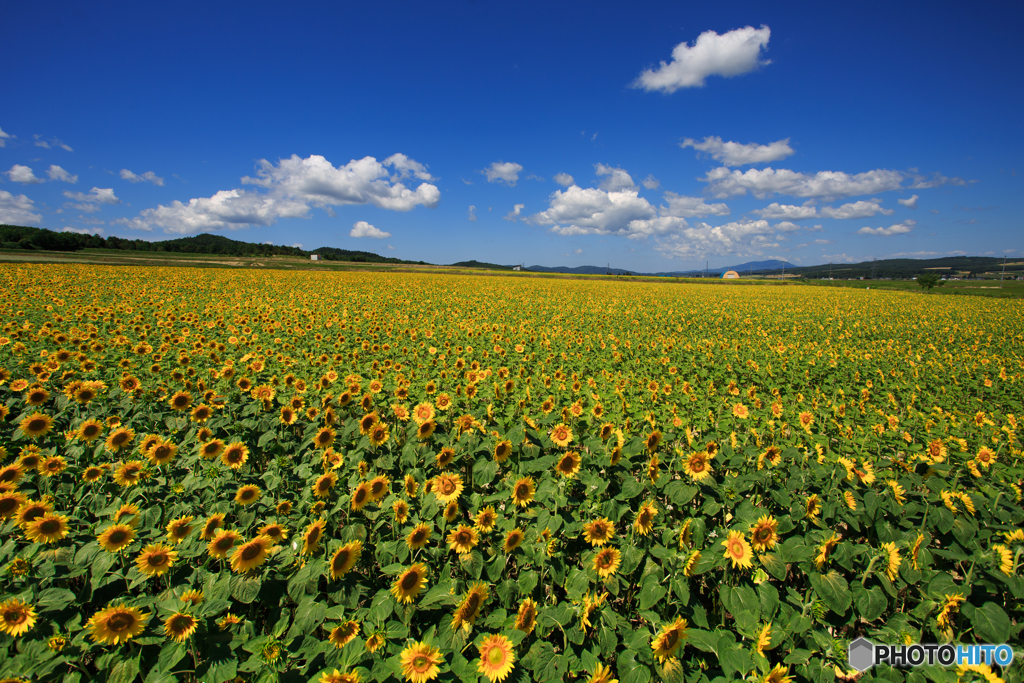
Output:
[310, 255, 320, 261]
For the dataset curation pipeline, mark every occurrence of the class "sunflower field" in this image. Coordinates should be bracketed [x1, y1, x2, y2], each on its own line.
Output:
[0, 264, 1022, 683]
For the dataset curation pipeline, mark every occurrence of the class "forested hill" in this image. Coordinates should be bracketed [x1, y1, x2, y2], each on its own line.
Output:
[0, 225, 425, 264]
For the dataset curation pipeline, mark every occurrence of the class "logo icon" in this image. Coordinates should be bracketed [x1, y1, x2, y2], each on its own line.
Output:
[848, 638, 875, 671]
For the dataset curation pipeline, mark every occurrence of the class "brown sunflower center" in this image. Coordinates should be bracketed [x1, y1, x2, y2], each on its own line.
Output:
[413, 655, 431, 672]
[27, 418, 47, 432]
[354, 489, 368, 503]
[727, 541, 744, 558]
[334, 550, 350, 568]
[241, 544, 262, 560]
[411, 530, 426, 544]
[488, 646, 506, 665]
[39, 519, 61, 534]
[456, 531, 471, 545]
[754, 528, 771, 542]
[663, 630, 680, 649]
[147, 552, 168, 567]
[439, 479, 456, 495]
[515, 484, 529, 498]
[109, 529, 129, 544]
[108, 613, 134, 631]
[83, 425, 100, 438]
[401, 572, 420, 590]
[5, 609, 26, 625]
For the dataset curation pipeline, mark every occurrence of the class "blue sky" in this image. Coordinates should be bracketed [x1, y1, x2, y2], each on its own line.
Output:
[2, 0, 1021, 271]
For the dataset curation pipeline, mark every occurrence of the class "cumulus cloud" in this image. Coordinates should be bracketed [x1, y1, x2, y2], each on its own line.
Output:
[527, 185, 658, 238]
[0, 127, 10, 147]
[47, 165, 78, 183]
[681, 136, 794, 166]
[481, 161, 523, 186]
[753, 202, 818, 220]
[633, 25, 771, 92]
[595, 164, 636, 192]
[121, 169, 165, 186]
[701, 166, 904, 199]
[350, 221, 391, 239]
[908, 172, 969, 189]
[468, 205, 477, 221]
[63, 188, 121, 205]
[504, 204, 525, 221]
[898, 194, 919, 209]
[242, 154, 440, 211]
[383, 153, 435, 182]
[773, 221, 803, 232]
[857, 219, 916, 237]
[642, 175, 661, 190]
[116, 189, 310, 233]
[6, 165, 44, 184]
[820, 198, 894, 219]
[553, 172, 574, 187]
[654, 219, 776, 259]
[660, 192, 730, 217]
[526, 174, 545, 182]
[0, 190, 42, 225]
[62, 226, 104, 235]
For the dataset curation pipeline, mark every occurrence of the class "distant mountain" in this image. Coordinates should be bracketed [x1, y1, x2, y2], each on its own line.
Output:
[524, 260, 795, 277]
[449, 260, 516, 271]
[526, 265, 635, 275]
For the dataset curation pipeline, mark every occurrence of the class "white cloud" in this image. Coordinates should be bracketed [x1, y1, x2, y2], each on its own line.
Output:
[554, 172, 574, 187]
[574, 248, 583, 254]
[908, 172, 968, 189]
[67, 203, 102, 214]
[6, 165, 44, 184]
[773, 221, 803, 232]
[0, 127, 10, 147]
[34, 139, 50, 149]
[242, 154, 440, 211]
[481, 161, 523, 186]
[63, 187, 121, 205]
[117, 189, 309, 233]
[660, 192, 730, 217]
[898, 194, 919, 209]
[681, 136, 794, 166]
[528, 185, 659, 238]
[504, 203, 525, 221]
[350, 220, 391, 239]
[468, 205, 477, 221]
[820, 198, 894, 219]
[701, 166, 904, 199]
[595, 164, 636, 191]
[526, 174, 545, 182]
[121, 169, 165, 186]
[0, 190, 42, 225]
[59, 142, 73, 152]
[62, 226, 103, 235]
[633, 25, 771, 92]
[47, 165, 78, 183]
[642, 175, 661, 190]
[291, 243, 303, 248]
[654, 219, 776, 259]
[753, 202, 817, 220]
[857, 219, 916, 237]
[383, 153, 435, 182]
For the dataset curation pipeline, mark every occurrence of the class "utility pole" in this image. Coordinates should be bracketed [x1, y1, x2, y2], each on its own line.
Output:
[829, 261, 833, 284]
[781, 262, 785, 281]
[1000, 256, 1007, 287]
[871, 258, 877, 280]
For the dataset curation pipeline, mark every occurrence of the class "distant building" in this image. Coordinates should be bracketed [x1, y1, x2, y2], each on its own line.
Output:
[310, 255, 320, 261]
[721, 270, 740, 279]
[513, 265, 521, 271]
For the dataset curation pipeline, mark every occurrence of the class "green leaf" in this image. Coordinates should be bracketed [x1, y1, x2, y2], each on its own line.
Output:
[108, 653, 141, 683]
[852, 584, 887, 622]
[809, 570, 851, 615]
[638, 575, 667, 611]
[230, 575, 262, 604]
[36, 587, 76, 612]
[964, 602, 1011, 643]
[758, 582, 779, 620]
[759, 553, 787, 581]
[664, 481, 699, 506]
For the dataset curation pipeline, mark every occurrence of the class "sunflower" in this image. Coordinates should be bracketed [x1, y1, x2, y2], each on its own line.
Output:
[368, 423, 390, 448]
[477, 634, 515, 683]
[555, 451, 582, 478]
[447, 524, 479, 555]
[511, 477, 535, 507]
[581, 592, 607, 629]
[443, 500, 460, 523]
[0, 598, 36, 637]
[230, 536, 273, 573]
[368, 475, 390, 502]
[882, 542, 902, 581]
[651, 617, 688, 661]
[432, 473, 464, 504]
[169, 391, 192, 411]
[235, 484, 261, 506]
[936, 592, 965, 635]
[77, 419, 104, 442]
[35, 455, 66, 477]
[976, 447, 996, 468]
[86, 604, 150, 645]
[814, 533, 841, 569]
[749, 515, 779, 552]
[451, 582, 489, 631]
[759, 445, 782, 469]
[24, 386, 49, 406]
[328, 620, 360, 649]
[407, 523, 432, 550]
[180, 589, 204, 606]
[493, 440, 512, 463]
[683, 451, 713, 482]
[351, 482, 372, 511]
[993, 544, 1013, 575]
[25, 513, 69, 544]
[166, 516, 195, 544]
[259, 523, 288, 544]
[393, 500, 410, 525]
[683, 550, 701, 577]
[365, 632, 385, 653]
[105, 428, 136, 453]
[400, 641, 444, 683]
[644, 430, 662, 454]
[474, 507, 497, 533]
[98, 524, 136, 553]
[113, 502, 140, 524]
[0, 464, 24, 487]
[593, 547, 622, 579]
[805, 494, 822, 519]
[200, 439, 225, 460]
[412, 403, 435, 425]
[589, 663, 617, 683]
[200, 514, 226, 540]
[276, 500, 294, 516]
[313, 471, 338, 498]
[163, 612, 199, 642]
[0, 492, 27, 519]
[222, 442, 249, 469]
[16, 499, 51, 527]
[416, 420, 436, 441]
[436, 447, 456, 468]
[82, 465, 107, 483]
[300, 518, 327, 555]
[549, 423, 573, 448]
[207, 529, 241, 559]
[503, 528, 525, 553]
[190, 404, 213, 423]
[633, 501, 657, 536]
[515, 598, 537, 633]
[762, 664, 793, 683]
[330, 540, 363, 580]
[391, 563, 428, 603]
[732, 403, 749, 419]
[721, 530, 753, 569]
[19, 413, 53, 439]
[218, 613, 244, 630]
[135, 543, 177, 577]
